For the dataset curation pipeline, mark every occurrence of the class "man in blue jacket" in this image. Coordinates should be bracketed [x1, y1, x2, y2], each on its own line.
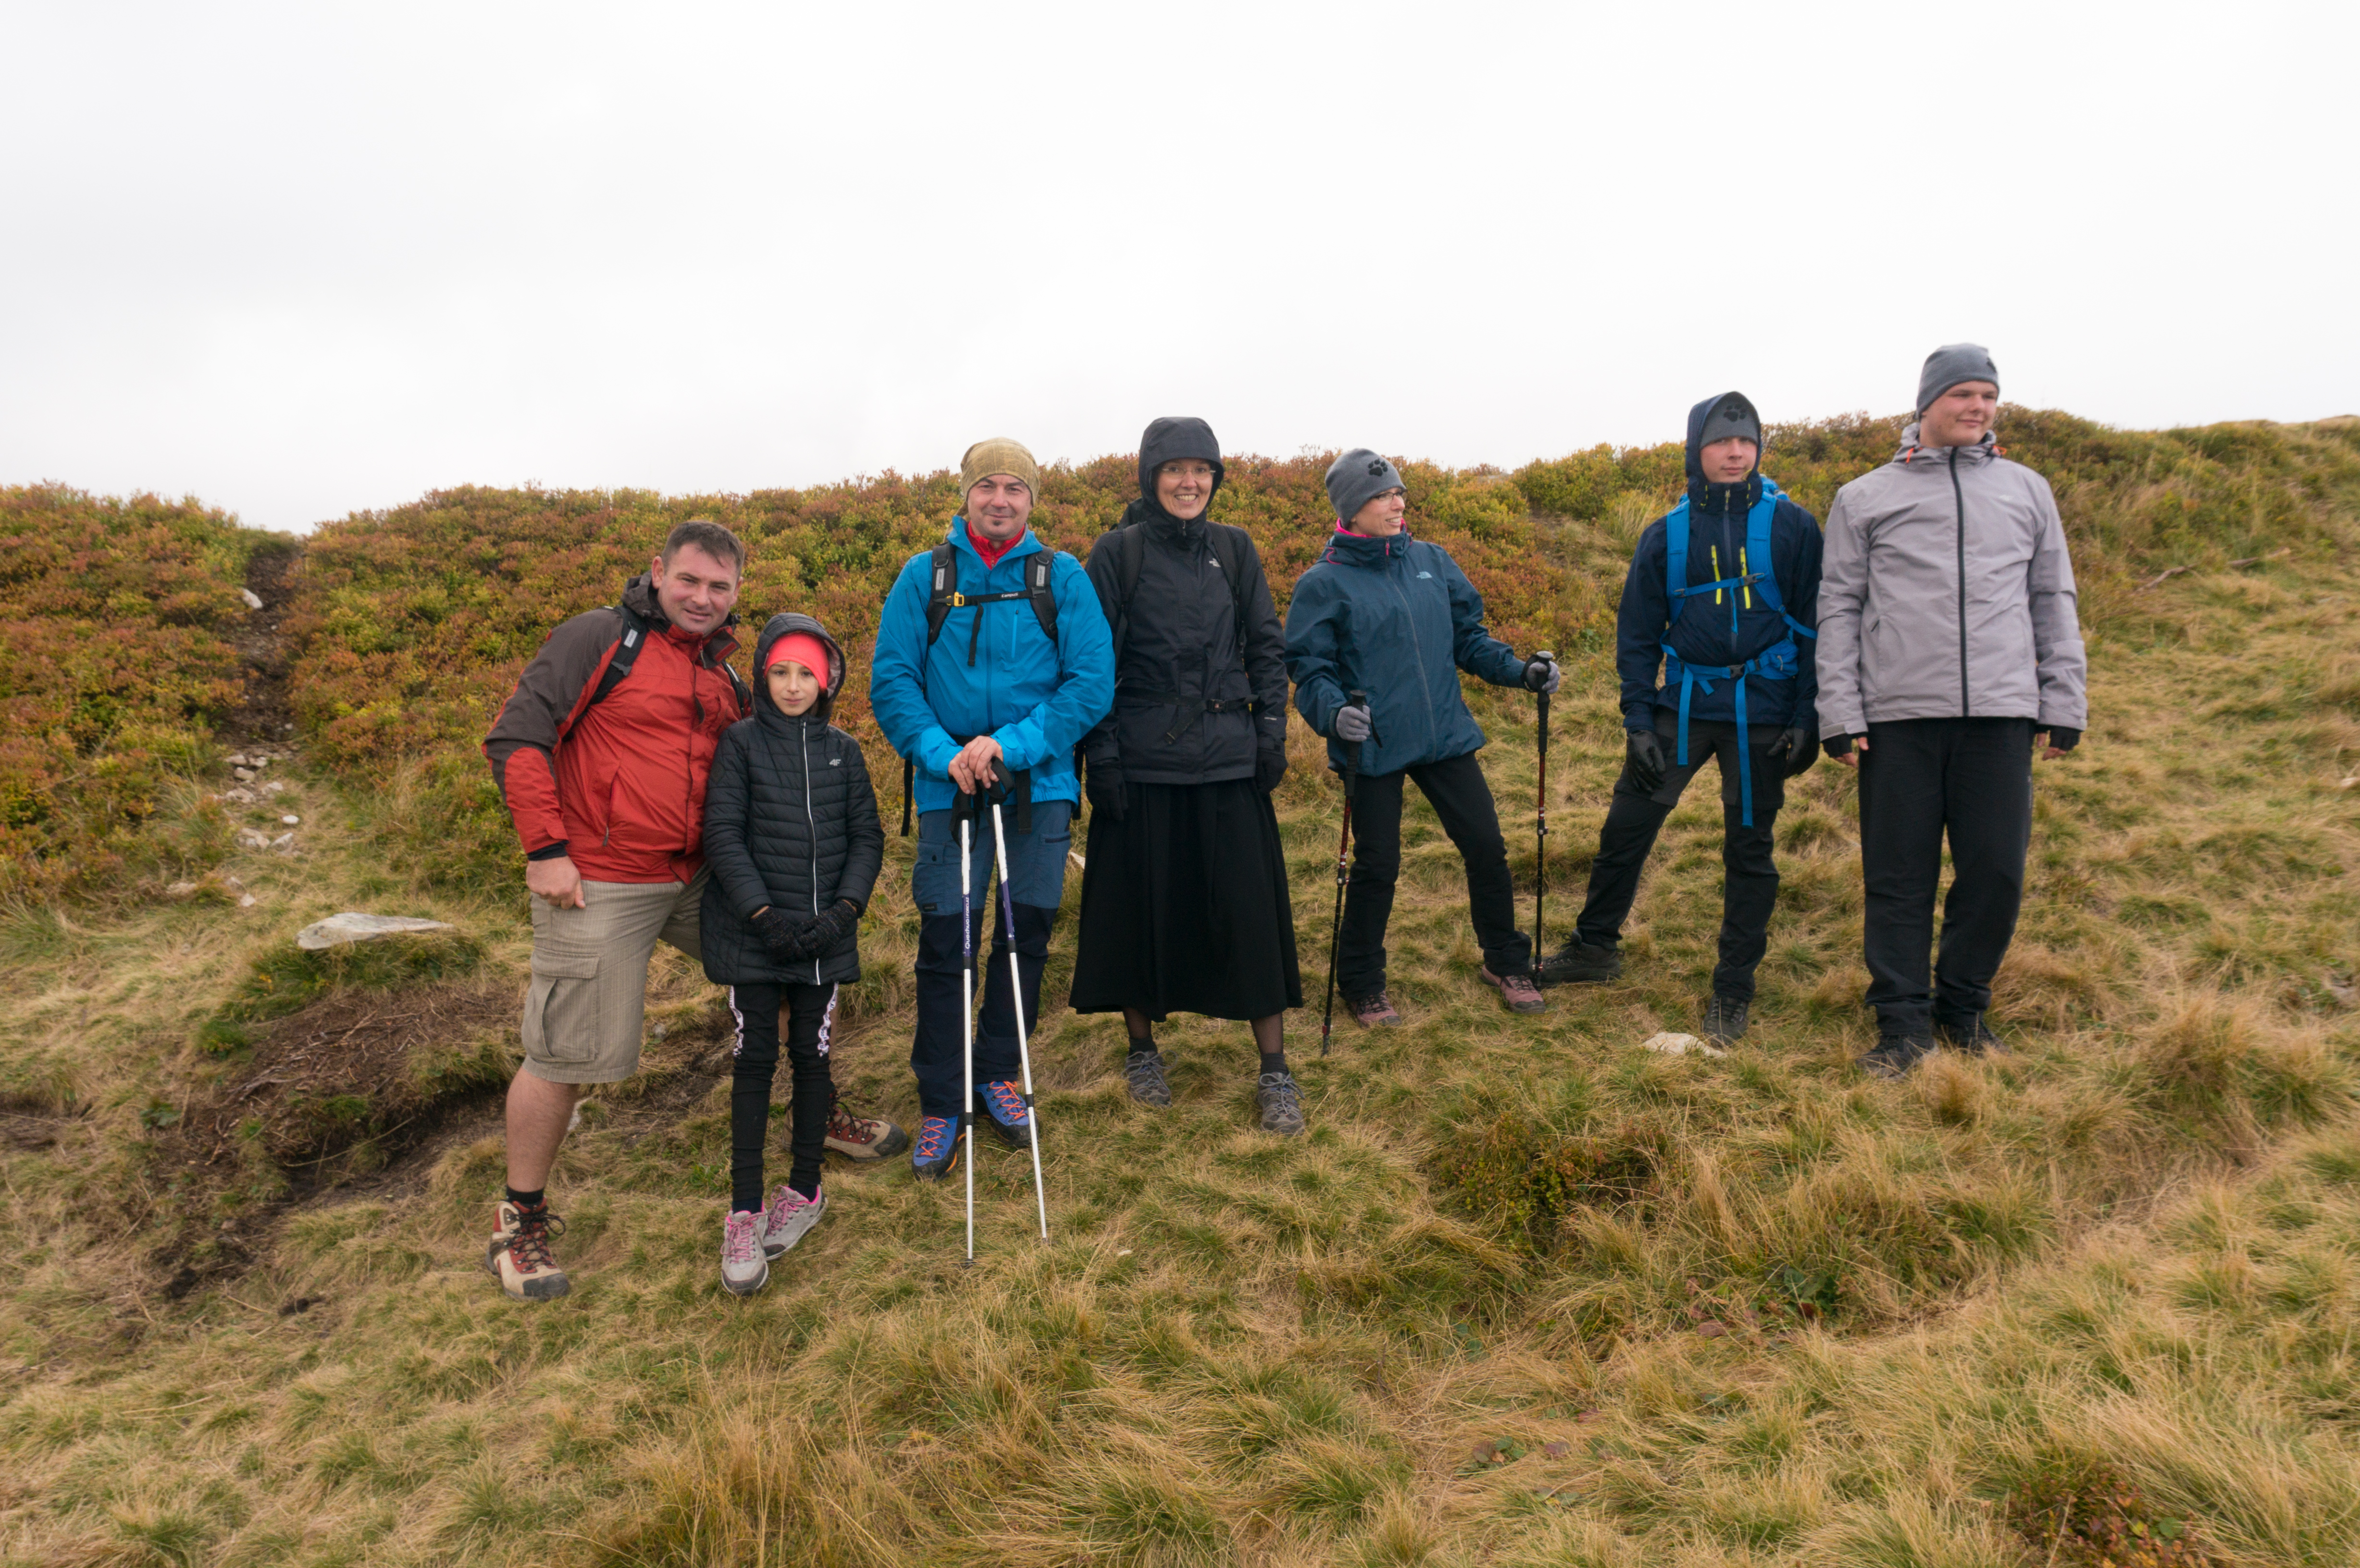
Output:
[1535, 393, 1822, 1046]
[870, 438, 1115, 1178]
[1286, 449, 1558, 1023]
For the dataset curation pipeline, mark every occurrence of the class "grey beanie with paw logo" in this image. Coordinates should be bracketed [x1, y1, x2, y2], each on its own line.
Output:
[1325, 449, 1405, 524]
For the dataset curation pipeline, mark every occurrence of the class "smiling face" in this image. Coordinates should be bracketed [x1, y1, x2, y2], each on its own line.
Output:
[1155, 458, 1217, 521]
[648, 543, 739, 637]
[1348, 487, 1408, 536]
[1699, 437, 1758, 484]
[765, 658, 821, 717]
[966, 474, 1033, 543]
[1921, 381, 1999, 448]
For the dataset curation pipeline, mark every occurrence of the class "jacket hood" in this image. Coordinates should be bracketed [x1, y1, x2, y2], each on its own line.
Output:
[1895, 425, 2001, 466]
[1320, 527, 1414, 569]
[1126, 416, 1225, 538]
[622, 572, 743, 646]
[1685, 392, 1763, 514]
[750, 612, 847, 726]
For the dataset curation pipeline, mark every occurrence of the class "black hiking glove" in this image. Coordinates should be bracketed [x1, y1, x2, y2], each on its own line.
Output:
[1768, 724, 1818, 778]
[752, 906, 799, 957]
[1626, 730, 1667, 793]
[1255, 743, 1287, 795]
[1086, 759, 1126, 821]
[1823, 733, 1868, 761]
[782, 899, 861, 962]
[2043, 726, 2081, 754]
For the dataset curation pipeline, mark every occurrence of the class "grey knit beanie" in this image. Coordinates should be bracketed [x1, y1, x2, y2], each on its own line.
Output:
[1917, 343, 1999, 414]
[1326, 449, 1405, 525]
[1697, 392, 1761, 450]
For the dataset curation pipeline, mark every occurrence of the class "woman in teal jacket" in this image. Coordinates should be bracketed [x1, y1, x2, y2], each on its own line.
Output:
[1283, 450, 1559, 1024]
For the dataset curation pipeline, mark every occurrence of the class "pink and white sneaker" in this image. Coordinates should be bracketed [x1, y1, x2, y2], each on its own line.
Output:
[720, 1209, 769, 1296]
[761, 1184, 827, 1259]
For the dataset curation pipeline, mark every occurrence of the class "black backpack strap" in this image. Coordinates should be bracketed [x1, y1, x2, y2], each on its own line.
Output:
[583, 603, 651, 714]
[1208, 524, 1252, 659]
[922, 541, 959, 648]
[1112, 523, 1146, 658]
[1025, 549, 1058, 642]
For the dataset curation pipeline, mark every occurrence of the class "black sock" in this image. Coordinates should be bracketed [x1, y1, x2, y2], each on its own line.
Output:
[504, 1186, 544, 1212]
[1260, 1051, 1288, 1076]
[1128, 1034, 1157, 1057]
[788, 1173, 820, 1201]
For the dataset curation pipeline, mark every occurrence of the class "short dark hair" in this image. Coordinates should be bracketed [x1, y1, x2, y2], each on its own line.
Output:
[661, 519, 744, 576]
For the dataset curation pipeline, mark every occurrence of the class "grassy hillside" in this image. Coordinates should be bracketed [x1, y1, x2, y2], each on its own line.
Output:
[3, 413, 2358, 1568]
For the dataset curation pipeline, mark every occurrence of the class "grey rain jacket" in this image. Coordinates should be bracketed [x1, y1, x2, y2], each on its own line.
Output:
[699, 613, 884, 988]
[1814, 427, 2087, 739]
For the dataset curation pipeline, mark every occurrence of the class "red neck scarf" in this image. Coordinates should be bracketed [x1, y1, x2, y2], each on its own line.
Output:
[971, 527, 1022, 569]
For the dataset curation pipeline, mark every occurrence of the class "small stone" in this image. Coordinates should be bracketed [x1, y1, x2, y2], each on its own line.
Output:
[233, 768, 257, 782]
[294, 912, 457, 951]
[1642, 1031, 1727, 1059]
[166, 881, 199, 897]
[270, 833, 296, 854]
[241, 588, 264, 610]
[220, 788, 256, 805]
[225, 752, 249, 767]
[262, 780, 286, 794]
[281, 815, 300, 826]
[223, 876, 244, 890]
[235, 828, 271, 850]
[238, 893, 258, 908]
[1543, 1440, 1571, 1458]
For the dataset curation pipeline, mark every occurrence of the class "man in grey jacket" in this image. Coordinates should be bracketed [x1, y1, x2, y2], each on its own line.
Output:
[1817, 344, 2088, 1078]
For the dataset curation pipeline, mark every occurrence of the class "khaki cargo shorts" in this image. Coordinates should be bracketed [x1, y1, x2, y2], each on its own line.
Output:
[520, 871, 705, 1085]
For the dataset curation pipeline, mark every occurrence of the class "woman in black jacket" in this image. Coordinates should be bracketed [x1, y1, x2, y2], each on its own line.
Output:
[701, 612, 886, 1294]
[1070, 417, 1305, 1134]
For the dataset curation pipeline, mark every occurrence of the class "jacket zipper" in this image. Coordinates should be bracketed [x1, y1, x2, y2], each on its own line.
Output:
[802, 725, 820, 985]
[1950, 448, 1970, 715]
[1392, 544, 1438, 752]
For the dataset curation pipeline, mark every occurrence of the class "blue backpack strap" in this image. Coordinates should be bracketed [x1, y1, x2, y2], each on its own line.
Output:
[1662, 498, 1693, 627]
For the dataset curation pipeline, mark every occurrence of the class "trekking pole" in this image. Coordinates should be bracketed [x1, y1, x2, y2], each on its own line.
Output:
[1529, 651, 1553, 959]
[1318, 689, 1367, 1058]
[957, 789, 977, 1267]
[985, 764, 1050, 1243]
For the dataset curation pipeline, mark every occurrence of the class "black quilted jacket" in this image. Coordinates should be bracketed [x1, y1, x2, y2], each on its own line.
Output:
[700, 613, 884, 987]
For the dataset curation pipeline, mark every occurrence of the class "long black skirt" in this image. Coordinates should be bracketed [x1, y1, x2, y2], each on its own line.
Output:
[1069, 778, 1304, 1022]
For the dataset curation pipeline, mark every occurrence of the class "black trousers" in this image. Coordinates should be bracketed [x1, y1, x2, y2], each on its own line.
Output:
[728, 982, 838, 1212]
[1573, 718, 1784, 1002]
[1856, 717, 2034, 1035]
[1338, 749, 1529, 998]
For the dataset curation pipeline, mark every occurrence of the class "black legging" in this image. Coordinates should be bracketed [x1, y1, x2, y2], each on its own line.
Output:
[728, 981, 837, 1211]
[1337, 749, 1530, 998]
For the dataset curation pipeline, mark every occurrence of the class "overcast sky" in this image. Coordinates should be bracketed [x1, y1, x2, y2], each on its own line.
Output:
[3, 1, 2350, 534]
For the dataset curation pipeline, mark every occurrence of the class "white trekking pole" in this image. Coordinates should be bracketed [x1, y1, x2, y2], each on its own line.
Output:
[986, 771, 1051, 1242]
[958, 792, 977, 1267]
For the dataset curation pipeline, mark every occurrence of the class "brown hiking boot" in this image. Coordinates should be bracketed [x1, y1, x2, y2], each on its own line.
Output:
[1481, 967, 1548, 1014]
[824, 1103, 910, 1160]
[483, 1200, 570, 1301]
[1348, 991, 1402, 1028]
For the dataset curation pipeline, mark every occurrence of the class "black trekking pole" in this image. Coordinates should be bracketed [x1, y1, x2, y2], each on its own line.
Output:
[1528, 651, 1553, 959]
[1318, 689, 1367, 1058]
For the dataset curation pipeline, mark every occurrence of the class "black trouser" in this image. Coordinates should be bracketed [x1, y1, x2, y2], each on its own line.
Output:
[1571, 717, 1784, 1002]
[1856, 717, 2034, 1036]
[1338, 749, 1529, 998]
[727, 982, 838, 1212]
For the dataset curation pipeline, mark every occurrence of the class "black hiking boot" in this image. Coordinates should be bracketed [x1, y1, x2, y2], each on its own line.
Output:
[1698, 994, 1749, 1046]
[1857, 1032, 1936, 1080]
[1936, 1015, 2009, 1056]
[1535, 938, 1622, 989]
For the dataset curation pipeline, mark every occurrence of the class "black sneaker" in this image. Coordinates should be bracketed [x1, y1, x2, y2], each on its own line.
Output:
[1124, 1049, 1172, 1108]
[1857, 1033, 1935, 1079]
[1935, 1015, 2009, 1055]
[1535, 938, 1622, 988]
[1699, 994, 1749, 1045]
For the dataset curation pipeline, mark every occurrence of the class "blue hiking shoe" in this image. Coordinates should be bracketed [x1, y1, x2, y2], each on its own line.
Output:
[978, 1081, 1033, 1150]
[910, 1115, 962, 1181]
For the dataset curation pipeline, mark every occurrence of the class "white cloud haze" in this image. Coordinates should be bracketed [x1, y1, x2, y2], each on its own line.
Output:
[1, 0, 2351, 533]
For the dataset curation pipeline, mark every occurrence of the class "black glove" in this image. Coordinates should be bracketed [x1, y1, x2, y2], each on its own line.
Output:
[1626, 730, 1667, 793]
[1823, 733, 1868, 761]
[1086, 758, 1126, 821]
[752, 906, 799, 957]
[2044, 726, 2081, 753]
[1254, 745, 1287, 794]
[1769, 724, 1818, 778]
[781, 899, 861, 962]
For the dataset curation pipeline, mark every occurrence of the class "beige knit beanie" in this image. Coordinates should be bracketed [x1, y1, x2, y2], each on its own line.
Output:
[959, 438, 1041, 501]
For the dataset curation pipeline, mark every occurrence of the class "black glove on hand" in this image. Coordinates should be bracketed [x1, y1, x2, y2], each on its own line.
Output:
[1626, 730, 1667, 793]
[1770, 724, 1818, 777]
[752, 906, 799, 956]
[2045, 726, 2081, 753]
[1822, 733, 1868, 761]
[1254, 745, 1287, 794]
[1086, 760, 1126, 821]
[1332, 703, 1373, 743]
[780, 899, 861, 963]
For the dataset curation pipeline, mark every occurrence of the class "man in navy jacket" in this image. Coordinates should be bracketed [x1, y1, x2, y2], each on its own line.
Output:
[1535, 393, 1823, 1046]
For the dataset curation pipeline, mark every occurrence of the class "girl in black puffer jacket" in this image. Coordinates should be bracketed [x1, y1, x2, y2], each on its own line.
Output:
[700, 612, 885, 1294]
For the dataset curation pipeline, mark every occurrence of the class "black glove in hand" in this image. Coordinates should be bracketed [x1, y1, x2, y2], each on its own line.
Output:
[780, 899, 861, 963]
[1822, 733, 1867, 761]
[1626, 730, 1667, 793]
[1086, 760, 1126, 821]
[1769, 724, 1818, 777]
[1254, 745, 1287, 794]
[1332, 703, 1373, 744]
[752, 906, 799, 957]
[2044, 726, 2081, 754]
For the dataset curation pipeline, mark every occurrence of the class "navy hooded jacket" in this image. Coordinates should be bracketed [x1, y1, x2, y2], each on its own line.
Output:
[1616, 393, 1824, 733]
[1285, 528, 1528, 775]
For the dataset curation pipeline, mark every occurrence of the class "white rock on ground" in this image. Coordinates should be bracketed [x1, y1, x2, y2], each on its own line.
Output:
[234, 828, 272, 850]
[295, 913, 457, 951]
[166, 882, 199, 897]
[270, 833, 297, 854]
[241, 588, 264, 610]
[1642, 1031, 1727, 1059]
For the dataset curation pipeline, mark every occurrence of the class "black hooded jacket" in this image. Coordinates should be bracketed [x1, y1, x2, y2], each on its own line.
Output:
[1081, 417, 1289, 785]
[700, 612, 884, 987]
[1612, 392, 1824, 731]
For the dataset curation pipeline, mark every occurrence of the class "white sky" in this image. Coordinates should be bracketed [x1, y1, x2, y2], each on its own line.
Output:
[2, 1, 2351, 534]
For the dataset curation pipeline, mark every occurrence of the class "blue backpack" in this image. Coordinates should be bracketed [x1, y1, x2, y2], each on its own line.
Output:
[1661, 477, 1815, 827]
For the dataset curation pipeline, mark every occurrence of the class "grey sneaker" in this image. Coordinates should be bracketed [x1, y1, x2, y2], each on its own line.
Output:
[1699, 994, 1750, 1045]
[760, 1184, 826, 1258]
[1124, 1049, 1172, 1108]
[1256, 1071, 1305, 1136]
[720, 1210, 769, 1296]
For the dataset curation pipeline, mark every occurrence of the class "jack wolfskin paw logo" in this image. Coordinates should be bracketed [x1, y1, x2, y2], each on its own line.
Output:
[1366, 459, 1389, 477]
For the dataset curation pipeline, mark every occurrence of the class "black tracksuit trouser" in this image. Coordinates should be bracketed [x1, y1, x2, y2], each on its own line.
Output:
[1338, 749, 1530, 998]
[1572, 718, 1784, 1002]
[1855, 717, 2035, 1036]
[727, 981, 837, 1212]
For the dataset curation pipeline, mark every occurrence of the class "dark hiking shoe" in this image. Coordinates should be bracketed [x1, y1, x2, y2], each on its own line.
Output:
[1348, 991, 1402, 1028]
[1936, 1015, 2010, 1056]
[978, 1081, 1034, 1149]
[1124, 1049, 1172, 1108]
[1698, 994, 1750, 1046]
[1535, 939, 1622, 988]
[1481, 967, 1548, 1014]
[1256, 1071, 1305, 1136]
[824, 1104, 910, 1160]
[1857, 1033, 1936, 1080]
[910, 1115, 962, 1181]
[484, 1201, 570, 1301]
